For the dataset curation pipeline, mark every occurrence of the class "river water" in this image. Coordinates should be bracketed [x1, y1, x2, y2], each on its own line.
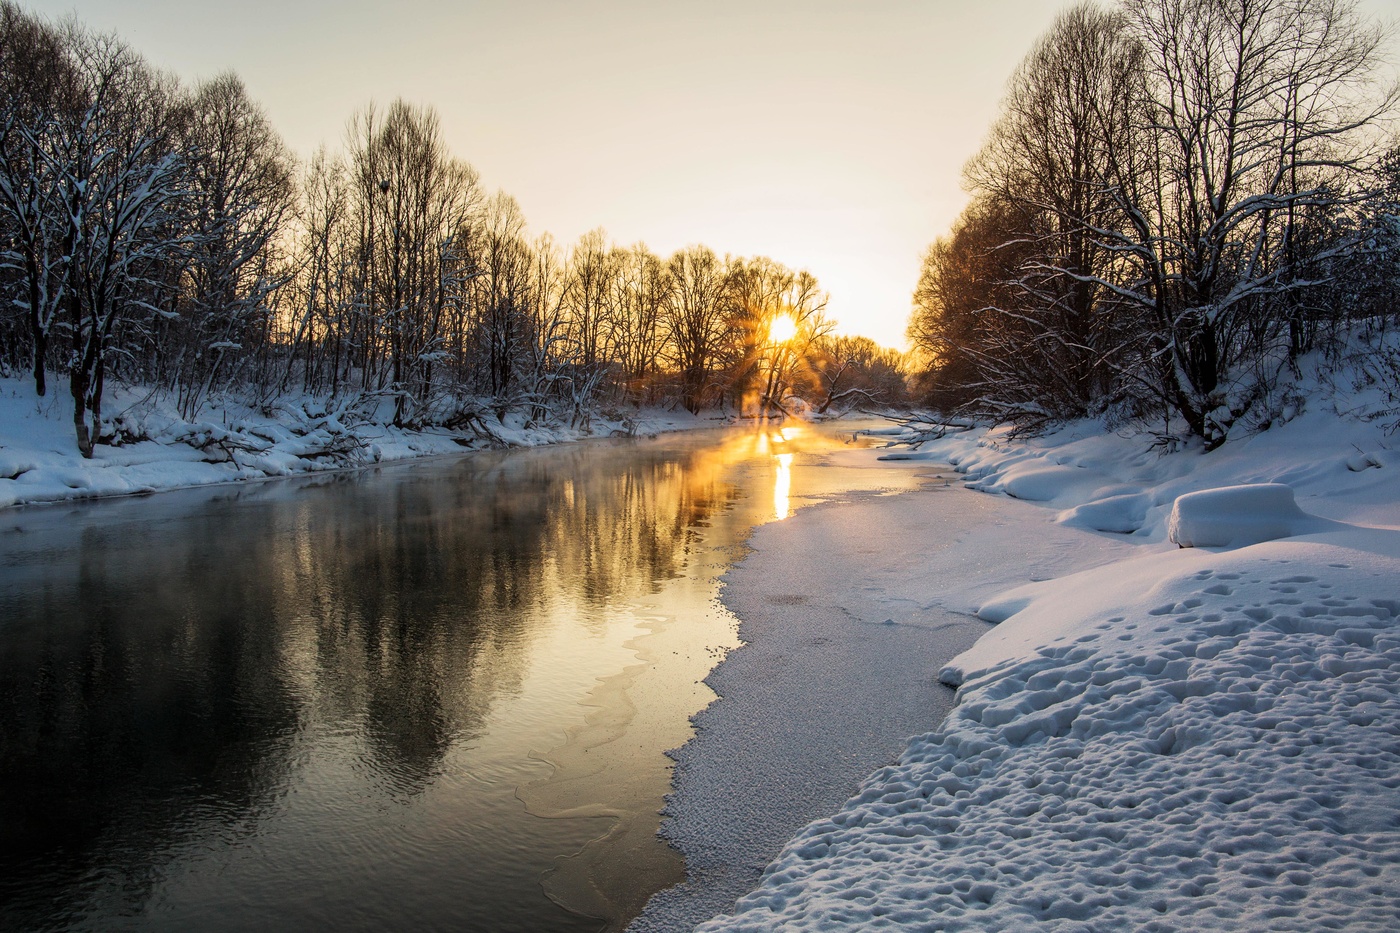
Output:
[0, 422, 927, 932]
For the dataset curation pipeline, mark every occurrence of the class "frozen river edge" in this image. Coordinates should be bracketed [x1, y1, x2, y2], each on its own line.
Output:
[628, 459, 1137, 932]
[662, 411, 1400, 932]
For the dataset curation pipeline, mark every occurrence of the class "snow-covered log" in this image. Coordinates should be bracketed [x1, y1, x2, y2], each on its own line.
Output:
[1168, 483, 1328, 548]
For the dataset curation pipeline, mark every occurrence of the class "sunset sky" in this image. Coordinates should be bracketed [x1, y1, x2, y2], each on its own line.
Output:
[25, 0, 1400, 348]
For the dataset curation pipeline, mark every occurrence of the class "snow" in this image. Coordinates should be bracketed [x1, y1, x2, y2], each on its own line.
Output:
[685, 368, 1400, 931]
[631, 446, 1138, 932]
[0, 377, 711, 509]
[1167, 483, 1336, 548]
[628, 474, 1124, 933]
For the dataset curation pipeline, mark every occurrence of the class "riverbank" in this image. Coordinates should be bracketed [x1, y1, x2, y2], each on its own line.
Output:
[628, 454, 1139, 933]
[0, 377, 716, 509]
[659, 372, 1400, 930]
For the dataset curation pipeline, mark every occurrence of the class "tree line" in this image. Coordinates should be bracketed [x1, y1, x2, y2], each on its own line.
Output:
[0, 3, 907, 458]
[908, 0, 1399, 448]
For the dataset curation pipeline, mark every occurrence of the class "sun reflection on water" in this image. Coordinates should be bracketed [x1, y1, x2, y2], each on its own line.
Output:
[774, 452, 793, 520]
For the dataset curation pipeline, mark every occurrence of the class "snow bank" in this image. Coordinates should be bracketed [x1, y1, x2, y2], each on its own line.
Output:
[630, 461, 1137, 933]
[692, 367, 1400, 931]
[0, 377, 711, 509]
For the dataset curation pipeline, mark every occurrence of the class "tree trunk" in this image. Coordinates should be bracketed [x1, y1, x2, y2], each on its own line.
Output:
[70, 364, 93, 459]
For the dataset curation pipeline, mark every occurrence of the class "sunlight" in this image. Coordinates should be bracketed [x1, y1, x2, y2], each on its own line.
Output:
[773, 453, 793, 520]
[768, 314, 797, 345]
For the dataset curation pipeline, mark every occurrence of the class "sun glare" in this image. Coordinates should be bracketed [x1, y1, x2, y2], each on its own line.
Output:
[768, 314, 798, 345]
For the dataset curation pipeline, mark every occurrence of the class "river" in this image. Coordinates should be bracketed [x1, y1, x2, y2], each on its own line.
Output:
[0, 422, 931, 932]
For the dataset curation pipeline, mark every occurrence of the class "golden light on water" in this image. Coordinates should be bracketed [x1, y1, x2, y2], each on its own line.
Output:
[768, 314, 798, 345]
[774, 453, 793, 520]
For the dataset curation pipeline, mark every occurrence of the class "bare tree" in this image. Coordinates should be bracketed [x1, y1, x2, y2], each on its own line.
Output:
[964, 1, 1144, 422]
[759, 269, 833, 414]
[0, 2, 79, 395]
[608, 243, 671, 403]
[347, 100, 481, 425]
[167, 72, 294, 417]
[282, 147, 355, 395]
[908, 196, 1042, 417]
[723, 255, 793, 409]
[561, 227, 617, 370]
[521, 231, 571, 420]
[664, 245, 732, 413]
[813, 334, 908, 412]
[1106, 0, 1397, 446]
[471, 190, 532, 397]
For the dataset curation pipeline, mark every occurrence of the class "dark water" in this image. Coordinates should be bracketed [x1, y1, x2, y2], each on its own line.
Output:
[0, 423, 923, 932]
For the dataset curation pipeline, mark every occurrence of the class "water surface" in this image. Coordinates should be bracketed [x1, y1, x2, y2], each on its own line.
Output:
[0, 422, 924, 932]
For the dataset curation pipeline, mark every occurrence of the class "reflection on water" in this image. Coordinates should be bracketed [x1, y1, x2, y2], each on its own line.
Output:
[774, 454, 794, 520]
[0, 423, 924, 933]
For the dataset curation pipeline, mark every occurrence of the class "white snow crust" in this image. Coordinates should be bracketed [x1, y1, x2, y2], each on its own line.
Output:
[694, 374, 1400, 931]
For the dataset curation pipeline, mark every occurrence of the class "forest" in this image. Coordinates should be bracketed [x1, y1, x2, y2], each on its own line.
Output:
[908, 0, 1400, 449]
[0, 2, 905, 458]
[4, 0, 1398, 461]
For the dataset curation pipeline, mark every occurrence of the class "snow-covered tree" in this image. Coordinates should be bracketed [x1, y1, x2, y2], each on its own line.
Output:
[913, 0, 1397, 446]
[0, 2, 77, 395]
[52, 30, 189, 458]
[165, 72, 294, 418]
[1105, 0, 1396, 446]
[963, 1, 1145, 423]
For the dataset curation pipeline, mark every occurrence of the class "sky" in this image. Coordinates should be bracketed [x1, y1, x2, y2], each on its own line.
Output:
[22, 0, 1400, 348]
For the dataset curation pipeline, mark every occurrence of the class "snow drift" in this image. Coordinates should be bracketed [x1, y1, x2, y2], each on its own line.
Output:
[1167, 483, 1333, 548]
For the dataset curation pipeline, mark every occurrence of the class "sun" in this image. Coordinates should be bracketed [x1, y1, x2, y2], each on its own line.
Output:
[768, 314, 798, 345]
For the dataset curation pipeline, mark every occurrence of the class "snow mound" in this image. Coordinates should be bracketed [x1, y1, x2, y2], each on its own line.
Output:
[974, 592, 1036, 625]
[1059, 492, 1153, 534]
[1168, 483, 1329, 548]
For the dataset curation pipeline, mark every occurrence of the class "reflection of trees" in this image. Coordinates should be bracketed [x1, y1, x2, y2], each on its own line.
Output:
[0, 514, 305, 924]
[278, 435, 746, 795]
[0, 429, 751, 926]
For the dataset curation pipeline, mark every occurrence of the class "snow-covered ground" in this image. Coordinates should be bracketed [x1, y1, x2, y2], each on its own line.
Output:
[694, 374, 1400, 930]
[0, 377, 712, 509]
